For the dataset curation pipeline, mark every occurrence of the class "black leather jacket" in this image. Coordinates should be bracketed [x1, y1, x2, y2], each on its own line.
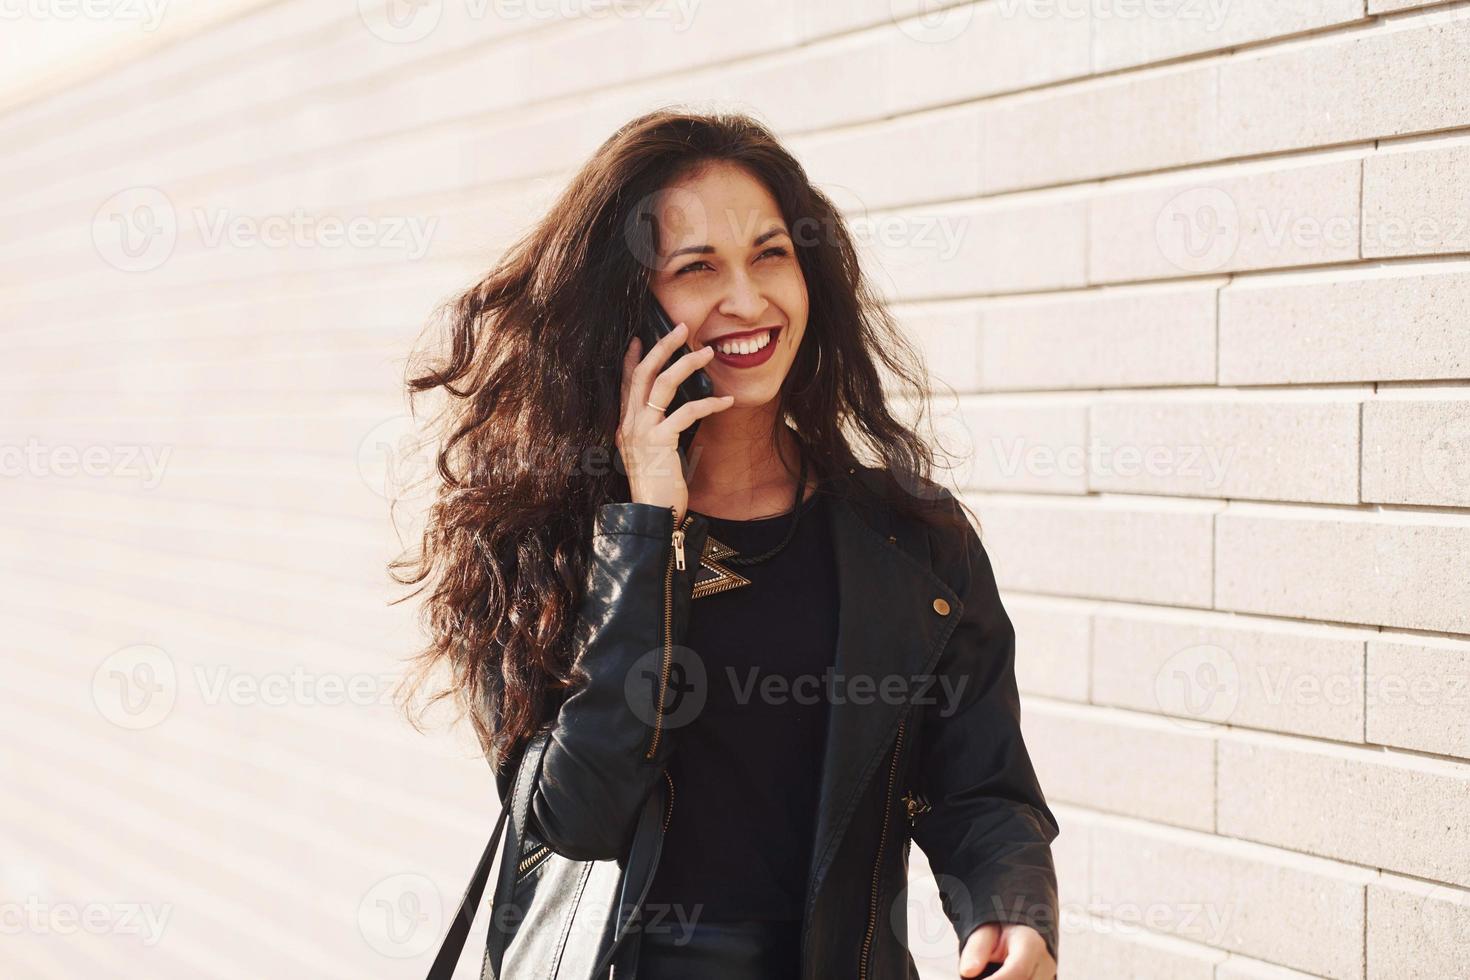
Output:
[492, 465, 1060, 978]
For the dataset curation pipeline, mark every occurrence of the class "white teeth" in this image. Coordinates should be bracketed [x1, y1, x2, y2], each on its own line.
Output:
[714, 330, 772, 355]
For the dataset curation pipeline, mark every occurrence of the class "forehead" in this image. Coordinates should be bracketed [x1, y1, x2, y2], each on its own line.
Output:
[654, 162, 784, 246]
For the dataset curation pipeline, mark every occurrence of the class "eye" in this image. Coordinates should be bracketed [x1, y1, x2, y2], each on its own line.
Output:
[673, 246, 787, 276]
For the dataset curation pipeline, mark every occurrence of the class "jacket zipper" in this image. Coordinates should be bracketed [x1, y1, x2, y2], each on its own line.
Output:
[516, 842, 551, 880]
[858, 716, 906, 980]
[645, 509, 693, 760]
[516, 771, 674, 879]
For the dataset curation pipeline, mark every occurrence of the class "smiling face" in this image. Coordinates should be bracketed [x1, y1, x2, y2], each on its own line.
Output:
[648, 161, 809, 408]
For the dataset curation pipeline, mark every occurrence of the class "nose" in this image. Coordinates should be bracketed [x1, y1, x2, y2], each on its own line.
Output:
[715, 268, 769, 324]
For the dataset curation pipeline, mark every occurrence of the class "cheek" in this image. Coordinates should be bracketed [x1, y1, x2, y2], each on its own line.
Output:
[775, 273, 808, 327]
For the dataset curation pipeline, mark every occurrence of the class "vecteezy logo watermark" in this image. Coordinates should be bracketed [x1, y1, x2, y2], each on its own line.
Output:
[0, 897, 174, 946]
[192, 666, 402, 708]
[1153, 644, 1240, 729]
[624, 650, 973, 731]
[0, 0, 170, 31]
[845, 212, 971, 264]
[1155, 186, 1241, 273]
[622, 189, 971, 273]
[357, 0, 700, 44]
[93, 187, 178, 273]
[359, 0, 442, 43]
[92, 187, 439, 271]
[358, 415, 438, 502]
[358, 873, 440, 959]
[92, 644, 179, 731]
[625, 645, 710, 733]
[989, 436, 1237, 488]
[192, 207, 437, 260]
[0, 438, 172, 488]
[92, 645, 405, 729]
[726, 667, 971, 715]
[889, 0, 975, 44]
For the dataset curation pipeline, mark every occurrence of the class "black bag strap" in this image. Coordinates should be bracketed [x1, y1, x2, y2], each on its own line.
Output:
[426, 805, 508, 980]
[426, 730, 548, 980]
[483, 726, 547, 976]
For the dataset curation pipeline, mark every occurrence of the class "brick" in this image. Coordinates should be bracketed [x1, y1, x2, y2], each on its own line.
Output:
[976, 285, 1219, 391]
[1215, 508, 1470, 634]
[1006, 594, 1092, 702]
[1368, 0, 1459, 15]
[979, 62, 1218, 194]
[794, 0, 897, 40]
[1366, 876, 1470, 980]
[969, 494, 1219, 608]
[1088, 158, 1361, 284]
[1050, 806, 1091, 910]
[1093, 0, 1366, 72]
[891, 304, 983, 395]
[1218, 735, 1470, 888]
[1217, 19, 1470, 159]
[1089, 817, 1370, 978]
[951, 395, 1091, 494]
[1026, 702, 1217, 831]
[1219, 265, 1470, 384]
[1361, 396, 1470, 507]
[716, 30, 890, 135]
[1363, 141, 1470, 258]
[881, 0, 1092, 117]
[1366, 638, 1470, 759]
[792, 107, 982, 214]
[1218, 956, 1330, 980]
[1088, 396, 1360, 503]
[1092, 611, 1367, 743]
[867, 197, 1088, 300]
[1061, 919, 1223, 980]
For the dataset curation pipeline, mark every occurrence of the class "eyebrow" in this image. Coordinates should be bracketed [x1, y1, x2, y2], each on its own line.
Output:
[666, 226, 790, 260]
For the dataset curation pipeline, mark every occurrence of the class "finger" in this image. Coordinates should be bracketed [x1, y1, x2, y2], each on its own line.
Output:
[620, 335, 641, 418]
[646, 345, 716, 414]
[958, 924, 999, 978]
[629, 320, 689, 408]
[988, 930, 1042, 980]
[661, 393, 735, 433]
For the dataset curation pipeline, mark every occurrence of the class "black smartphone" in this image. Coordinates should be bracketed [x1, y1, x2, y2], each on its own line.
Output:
[638, 296, 714, 456]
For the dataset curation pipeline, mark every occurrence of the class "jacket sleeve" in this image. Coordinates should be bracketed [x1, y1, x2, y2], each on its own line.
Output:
[525, 500, 709, 862]
[910, 490, 1061, 965]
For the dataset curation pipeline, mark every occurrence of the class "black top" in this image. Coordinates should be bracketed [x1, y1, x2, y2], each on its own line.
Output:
[642, 484, 839, 923]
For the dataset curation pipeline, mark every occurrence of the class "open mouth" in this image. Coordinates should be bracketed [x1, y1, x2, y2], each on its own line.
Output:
[708, 326, 780, 368]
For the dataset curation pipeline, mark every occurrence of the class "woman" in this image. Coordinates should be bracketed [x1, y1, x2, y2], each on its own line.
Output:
[394, 109, 1060, 980]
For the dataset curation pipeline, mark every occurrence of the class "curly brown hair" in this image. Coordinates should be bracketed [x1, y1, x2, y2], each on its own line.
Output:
[389, 107, 973, 776]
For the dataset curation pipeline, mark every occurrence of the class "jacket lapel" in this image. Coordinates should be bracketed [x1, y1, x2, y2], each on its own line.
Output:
[802, 475, 963, 918]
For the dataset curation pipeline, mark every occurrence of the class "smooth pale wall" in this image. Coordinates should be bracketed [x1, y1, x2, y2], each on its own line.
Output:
[2, 2, 1469, 978]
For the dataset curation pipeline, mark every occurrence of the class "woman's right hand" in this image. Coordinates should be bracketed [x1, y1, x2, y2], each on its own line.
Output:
[617, 320, 734, 523]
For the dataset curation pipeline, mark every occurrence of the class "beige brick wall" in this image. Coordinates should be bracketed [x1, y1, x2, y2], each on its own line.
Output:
[3, 2, 1468, 978]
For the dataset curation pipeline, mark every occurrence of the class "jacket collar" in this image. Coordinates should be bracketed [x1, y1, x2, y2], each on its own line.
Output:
[801, 467, 964, 926]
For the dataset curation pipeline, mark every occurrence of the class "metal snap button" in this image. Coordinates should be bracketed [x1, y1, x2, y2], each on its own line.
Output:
[932, 598, 950, 616]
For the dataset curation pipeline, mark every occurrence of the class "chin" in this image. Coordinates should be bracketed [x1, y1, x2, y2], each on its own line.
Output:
[719, 384, 781, 409]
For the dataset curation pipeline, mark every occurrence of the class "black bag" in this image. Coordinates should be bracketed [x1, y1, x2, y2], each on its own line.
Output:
[425, 728, 669, 980]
